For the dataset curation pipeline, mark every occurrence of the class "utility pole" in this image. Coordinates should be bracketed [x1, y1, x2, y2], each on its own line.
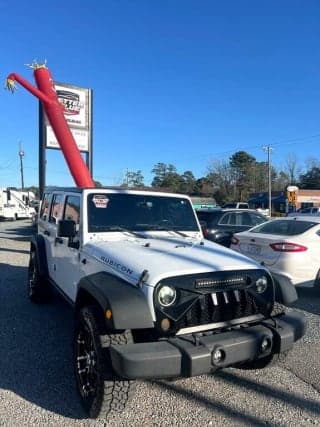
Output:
[263, 145, 273, 217]
[18, 142, 25, 190]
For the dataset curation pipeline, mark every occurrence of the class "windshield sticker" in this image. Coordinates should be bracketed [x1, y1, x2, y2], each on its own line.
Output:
[92, 195, 109, 208]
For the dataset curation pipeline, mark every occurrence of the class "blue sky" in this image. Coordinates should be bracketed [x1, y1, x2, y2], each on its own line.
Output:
[0, 1, 319, 188]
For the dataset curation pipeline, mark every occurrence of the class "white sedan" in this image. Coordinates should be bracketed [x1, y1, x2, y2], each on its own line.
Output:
[230, 216, 320, 290]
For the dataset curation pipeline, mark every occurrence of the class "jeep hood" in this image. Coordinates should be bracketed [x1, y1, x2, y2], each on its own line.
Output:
[84, 235, 262, 286]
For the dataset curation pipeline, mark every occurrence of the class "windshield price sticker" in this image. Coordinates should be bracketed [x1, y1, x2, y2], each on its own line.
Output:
[92, 195, 109, 208]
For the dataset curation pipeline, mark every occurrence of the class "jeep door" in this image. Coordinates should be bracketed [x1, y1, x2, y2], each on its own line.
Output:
[38, 192, 59, 279]
[53, 194, 82, 301]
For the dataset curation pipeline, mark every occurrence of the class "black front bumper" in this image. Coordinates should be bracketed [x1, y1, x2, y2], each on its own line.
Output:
[110, 311, 306, 380]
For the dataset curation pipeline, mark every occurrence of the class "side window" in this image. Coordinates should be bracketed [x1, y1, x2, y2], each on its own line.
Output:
[219, 213, 235, 225]
[251, 213, 266, 226]
[49, 194, 64, 224]
[39, 193, 51, 221]
[240, 212, 252, 226]
[196, 212, 206, 222]
[63, 195, 81, 225]
[197, 212, 213, 227]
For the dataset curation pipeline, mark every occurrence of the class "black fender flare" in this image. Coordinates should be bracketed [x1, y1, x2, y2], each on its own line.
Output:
[29, 234, 49, 279]
[77, 272, 154, 330]
[274, 277, 298, 305]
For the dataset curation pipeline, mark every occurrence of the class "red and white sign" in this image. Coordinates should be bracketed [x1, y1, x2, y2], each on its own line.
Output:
[43, 82, 92, 152]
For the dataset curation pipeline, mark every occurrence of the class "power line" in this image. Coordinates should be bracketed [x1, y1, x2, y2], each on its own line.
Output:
[204, 133, 320, 161]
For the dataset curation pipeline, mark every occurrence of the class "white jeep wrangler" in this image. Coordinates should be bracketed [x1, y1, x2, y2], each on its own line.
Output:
[28, 187, 306, 419]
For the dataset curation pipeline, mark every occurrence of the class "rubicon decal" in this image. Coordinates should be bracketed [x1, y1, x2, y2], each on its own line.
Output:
[100, 256, 133, 275]
[57, 90, 84, 116]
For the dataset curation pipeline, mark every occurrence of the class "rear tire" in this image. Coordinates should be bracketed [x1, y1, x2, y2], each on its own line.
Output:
[27, 250, 50, 303]
[74, 305, 135, 419]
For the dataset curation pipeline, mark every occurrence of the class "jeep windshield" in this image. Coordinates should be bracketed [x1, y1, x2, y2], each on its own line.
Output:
[87, 193, 199, 233]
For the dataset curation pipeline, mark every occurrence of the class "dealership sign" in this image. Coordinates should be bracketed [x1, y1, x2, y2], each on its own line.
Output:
[43, 82, 92, 152]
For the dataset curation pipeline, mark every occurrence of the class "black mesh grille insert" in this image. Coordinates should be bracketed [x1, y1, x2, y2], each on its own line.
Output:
[175, 289, 259, 330]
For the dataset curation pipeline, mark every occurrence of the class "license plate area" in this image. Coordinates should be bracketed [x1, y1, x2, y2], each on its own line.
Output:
[245, 244, 261, 256]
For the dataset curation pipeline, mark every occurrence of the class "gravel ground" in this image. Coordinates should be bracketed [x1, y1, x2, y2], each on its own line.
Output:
[0, 220, 319, 427]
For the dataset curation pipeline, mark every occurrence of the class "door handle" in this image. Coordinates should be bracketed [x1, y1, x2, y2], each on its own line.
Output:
[44, 230, 51, 236]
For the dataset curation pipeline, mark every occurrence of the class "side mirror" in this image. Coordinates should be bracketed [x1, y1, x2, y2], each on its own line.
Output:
[57, 219, 76, 238]
[57, 219, 79, 249]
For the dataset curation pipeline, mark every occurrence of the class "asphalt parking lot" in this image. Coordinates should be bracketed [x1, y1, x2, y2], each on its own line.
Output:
[0, 220, 319, 427]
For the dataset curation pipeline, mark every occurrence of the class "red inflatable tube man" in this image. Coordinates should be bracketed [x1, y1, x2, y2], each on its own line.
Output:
[6, 62, 94, 188]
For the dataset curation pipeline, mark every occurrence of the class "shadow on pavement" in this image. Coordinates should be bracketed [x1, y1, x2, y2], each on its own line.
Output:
[0, 261, 87, 420]
[292, 287, 320, 316]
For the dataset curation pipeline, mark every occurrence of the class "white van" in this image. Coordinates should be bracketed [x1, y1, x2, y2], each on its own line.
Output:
[0, 188, 36, 220]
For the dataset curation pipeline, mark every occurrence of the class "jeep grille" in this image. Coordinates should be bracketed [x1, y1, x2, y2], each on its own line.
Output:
[154, 269, 273, 335]
[175, 289, 260, 331]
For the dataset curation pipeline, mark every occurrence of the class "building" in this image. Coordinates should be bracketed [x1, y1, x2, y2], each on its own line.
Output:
[249, 189, 320, 215]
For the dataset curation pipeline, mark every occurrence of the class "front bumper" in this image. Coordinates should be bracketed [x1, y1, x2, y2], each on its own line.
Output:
[110, 311, 306, 379]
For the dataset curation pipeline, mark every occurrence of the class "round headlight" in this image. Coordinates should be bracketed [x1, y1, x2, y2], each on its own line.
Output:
[255, 276, 268, 294]
[158, 285, 177, 307]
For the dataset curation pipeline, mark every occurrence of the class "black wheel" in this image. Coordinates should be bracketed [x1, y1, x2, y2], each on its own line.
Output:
[74, 305, 135, 419]
[28, 250, 50, 303]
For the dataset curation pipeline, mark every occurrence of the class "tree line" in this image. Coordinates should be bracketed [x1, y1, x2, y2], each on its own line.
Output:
[117, 151, 320, 205]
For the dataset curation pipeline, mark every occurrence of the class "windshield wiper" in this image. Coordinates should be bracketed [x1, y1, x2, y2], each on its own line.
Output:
[150, 224, 189, 238]
[98, 226, 147, 239]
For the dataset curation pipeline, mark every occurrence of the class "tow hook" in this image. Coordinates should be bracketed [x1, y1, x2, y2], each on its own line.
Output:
[192, 333, 202, 346]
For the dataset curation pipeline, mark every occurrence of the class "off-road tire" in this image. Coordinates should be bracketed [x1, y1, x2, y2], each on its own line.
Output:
[74, 305, 135, 419]
[28, 250, 50, 303]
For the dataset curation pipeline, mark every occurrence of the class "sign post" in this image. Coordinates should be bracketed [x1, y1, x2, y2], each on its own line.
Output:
[287, 185, 299, 210]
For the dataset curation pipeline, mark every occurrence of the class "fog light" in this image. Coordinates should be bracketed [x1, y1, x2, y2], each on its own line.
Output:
[260, 336, 272, 353]
[105, 309, 112, 320]
[161, 318, 171, 331]
[212, 348, 225, 364]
